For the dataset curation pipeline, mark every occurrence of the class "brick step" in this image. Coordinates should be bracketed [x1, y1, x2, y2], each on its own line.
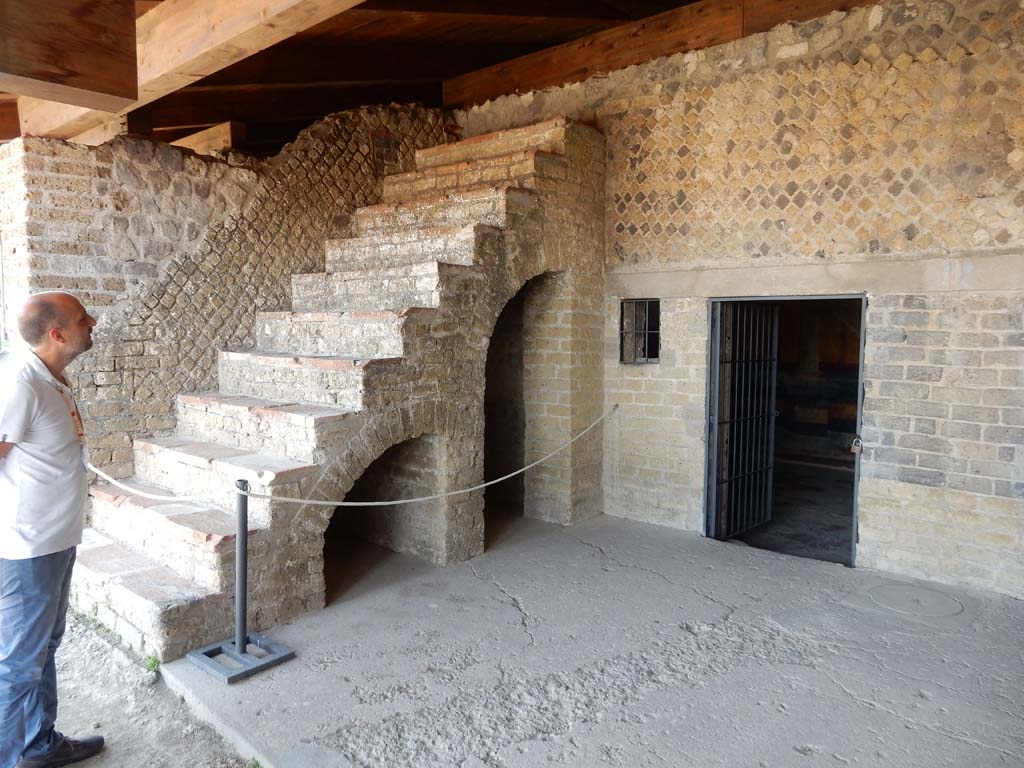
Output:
[133, 434, 319, 522]
[415, 116, 569, 169]
[254, 309, 408, 358]
[217, 349, 398, 408]
[291, 260, 454, 312]
[89, 481, 248, 591]
[176, 391, 354, 462]
[325, 223, 502, 273]
[353, 185, 537, 236]
[381, 149, 567, 203]
[72, 528, 231, 662]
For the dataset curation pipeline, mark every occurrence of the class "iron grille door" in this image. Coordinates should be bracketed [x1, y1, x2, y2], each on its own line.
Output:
[707, 301, 779, 540]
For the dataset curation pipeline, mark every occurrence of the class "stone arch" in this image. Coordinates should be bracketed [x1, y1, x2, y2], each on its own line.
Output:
[483, 269, 572, 528]
[286, 399, 476, 596]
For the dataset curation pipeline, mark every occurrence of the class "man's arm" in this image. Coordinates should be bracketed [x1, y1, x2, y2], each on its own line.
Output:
[0, 442, 14, 460]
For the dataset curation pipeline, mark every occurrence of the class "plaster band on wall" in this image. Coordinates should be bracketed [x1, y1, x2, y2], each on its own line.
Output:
[606, 251, 1024, 299]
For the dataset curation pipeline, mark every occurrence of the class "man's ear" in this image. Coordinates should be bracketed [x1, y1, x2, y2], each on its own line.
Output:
[49, 326, 66, 345]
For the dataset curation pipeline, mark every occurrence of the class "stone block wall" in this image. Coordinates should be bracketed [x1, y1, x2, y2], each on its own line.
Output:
[2, 137, 259, 470]
[458, 0, 1024, 596]
[461, 0, 1023, 271]
[2, 106, 452, 476]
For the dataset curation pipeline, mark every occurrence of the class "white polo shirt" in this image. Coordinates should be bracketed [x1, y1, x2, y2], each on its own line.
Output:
[0, 350, 88, 559]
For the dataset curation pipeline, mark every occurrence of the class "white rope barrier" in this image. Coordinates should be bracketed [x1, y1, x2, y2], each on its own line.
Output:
[87, 463, 215, 503]
[88, 404, 618, 509]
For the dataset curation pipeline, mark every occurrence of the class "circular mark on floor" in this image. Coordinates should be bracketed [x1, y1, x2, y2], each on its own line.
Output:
[867, 583, 965, 617]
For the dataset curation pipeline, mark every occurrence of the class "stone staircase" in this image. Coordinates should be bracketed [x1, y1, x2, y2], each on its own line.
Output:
[74, 116, 606, 661]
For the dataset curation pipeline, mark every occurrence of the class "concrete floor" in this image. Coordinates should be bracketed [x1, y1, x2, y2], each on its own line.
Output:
[739, 462, 855, 566]
[163, 514, 1024, 768]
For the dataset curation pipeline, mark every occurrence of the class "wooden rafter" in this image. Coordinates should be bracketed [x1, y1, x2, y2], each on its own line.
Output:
[18, 0, 368, 140]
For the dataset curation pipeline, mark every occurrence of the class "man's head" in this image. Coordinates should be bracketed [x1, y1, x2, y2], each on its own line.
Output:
[17, 292, 96, 363]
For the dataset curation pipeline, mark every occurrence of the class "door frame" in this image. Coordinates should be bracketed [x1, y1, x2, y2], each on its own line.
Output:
[703, 294, 868, 566]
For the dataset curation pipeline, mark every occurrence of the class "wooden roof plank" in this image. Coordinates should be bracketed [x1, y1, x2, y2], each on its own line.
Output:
[0, 101, 20, 141]
[743, 0, 878, 35]
[442, 0, 743, 108]
[18, 0, 368, 139]
[146, 82, 440, 128]
[0, 0, 137, 112]
[357, 0, 630, 21]
[443, 0, 882, 108]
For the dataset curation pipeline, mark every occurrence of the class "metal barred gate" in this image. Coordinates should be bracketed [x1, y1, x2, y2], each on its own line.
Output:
[706, 301, 780, 540]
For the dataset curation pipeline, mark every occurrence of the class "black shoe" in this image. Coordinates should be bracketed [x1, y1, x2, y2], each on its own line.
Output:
[17, 736, 105, 768]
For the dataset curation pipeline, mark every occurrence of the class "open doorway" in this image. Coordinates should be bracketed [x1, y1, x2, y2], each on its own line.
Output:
[483, 289, 526, 548]
[481, 286, 528, 548]
[705, 297, 864, 566]
[483, 271, 569, 544]
[323, 435, 446, 604]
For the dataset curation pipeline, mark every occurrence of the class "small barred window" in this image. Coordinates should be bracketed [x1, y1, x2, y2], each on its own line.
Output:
[620, 299, 660, 364]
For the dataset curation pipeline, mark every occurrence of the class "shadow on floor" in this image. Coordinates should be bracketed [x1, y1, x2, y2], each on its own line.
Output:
[485, 503, 523, 550]
[323, 534, 396, 606]
[324, 501, 527, 605]
[739, 460, 854, 566]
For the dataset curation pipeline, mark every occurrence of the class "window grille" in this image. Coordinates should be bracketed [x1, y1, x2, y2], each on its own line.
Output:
[620, 299, 660, 364]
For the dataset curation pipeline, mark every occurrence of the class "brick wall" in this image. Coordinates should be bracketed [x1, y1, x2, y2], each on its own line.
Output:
[3, 106, 452, 476]
[859, 291, 1023, 594]
[458, 0, 1024, 596]
[603, 297, 708, 531]
[0, 141, 29, 343]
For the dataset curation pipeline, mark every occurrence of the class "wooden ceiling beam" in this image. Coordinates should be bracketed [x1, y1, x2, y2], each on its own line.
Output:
[17, 0, 368, 140]
[0, 0, 137, 112]
[443, 0, 743, 108]
[146, 82, 440, 129]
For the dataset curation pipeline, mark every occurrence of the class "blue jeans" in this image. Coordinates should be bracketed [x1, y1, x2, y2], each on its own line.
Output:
[0, 548, 76, 768]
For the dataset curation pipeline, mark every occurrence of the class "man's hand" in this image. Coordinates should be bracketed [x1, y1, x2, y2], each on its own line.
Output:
[0, 442, 14, 460]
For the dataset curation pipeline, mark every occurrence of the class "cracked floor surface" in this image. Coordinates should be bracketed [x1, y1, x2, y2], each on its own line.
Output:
[162, 514, 1024, 768]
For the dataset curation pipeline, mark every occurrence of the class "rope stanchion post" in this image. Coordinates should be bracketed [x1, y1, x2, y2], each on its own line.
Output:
[235, 479, 249, 654]
[186, 479, 295, 684]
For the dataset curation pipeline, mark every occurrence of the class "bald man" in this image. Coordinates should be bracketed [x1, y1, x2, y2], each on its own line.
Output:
[0, 293, 104, 768]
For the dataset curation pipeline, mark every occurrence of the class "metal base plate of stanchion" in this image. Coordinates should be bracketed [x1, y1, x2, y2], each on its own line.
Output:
[187, 632, 295, 684]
